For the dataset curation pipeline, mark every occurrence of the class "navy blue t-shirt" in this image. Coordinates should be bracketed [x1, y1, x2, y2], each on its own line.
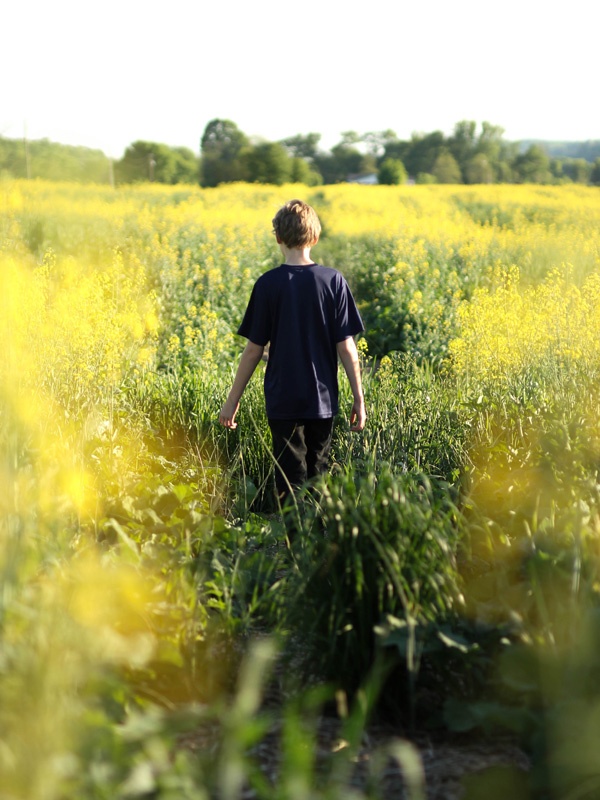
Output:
[237, 263, 364, 420]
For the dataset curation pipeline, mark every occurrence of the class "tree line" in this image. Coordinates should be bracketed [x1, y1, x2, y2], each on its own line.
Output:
[1, 120, 600, 186]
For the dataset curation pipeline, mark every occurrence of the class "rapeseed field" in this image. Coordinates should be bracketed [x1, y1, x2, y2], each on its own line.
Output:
[1, 179, 600, 798]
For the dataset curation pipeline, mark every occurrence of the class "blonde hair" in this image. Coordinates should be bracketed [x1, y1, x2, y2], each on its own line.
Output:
[272, 199, 321, 248]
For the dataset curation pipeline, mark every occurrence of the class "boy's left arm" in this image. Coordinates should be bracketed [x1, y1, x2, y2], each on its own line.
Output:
[219, 341, 265, 429]
[336, 337, 366, 432]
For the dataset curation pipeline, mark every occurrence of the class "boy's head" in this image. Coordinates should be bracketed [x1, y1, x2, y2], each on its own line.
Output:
[272, 199, 321, 249]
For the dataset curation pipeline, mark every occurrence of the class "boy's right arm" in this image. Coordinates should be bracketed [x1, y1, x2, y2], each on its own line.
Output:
[219, 341, 265, 429]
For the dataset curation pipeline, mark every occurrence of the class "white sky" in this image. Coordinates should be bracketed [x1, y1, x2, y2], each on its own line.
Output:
[2, 0, 598, 158]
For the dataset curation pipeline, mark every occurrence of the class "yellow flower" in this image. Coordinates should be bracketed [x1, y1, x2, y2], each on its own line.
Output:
[357, 338, 369, 356]
[168, 334, 181, 353]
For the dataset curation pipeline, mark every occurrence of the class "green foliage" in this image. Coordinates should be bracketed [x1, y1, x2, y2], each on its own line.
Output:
[200, 118, 249, 186]
[317, 233, 483, 362]
[281, 467, 463, 702]
[289, 156, 323, 186]
[519, 139, 600, 162]
[151, 227, 272, 371]
[378, 614, 513, 731]
[590, 157, 600, 185]
[561, 157, 592, 184]
[379, 121, 527, 185]
[392, 131, 445, 178]
[314, 139, 370, 183]
[464, 152, 495, 184]
[362, 129, 399, 157]
[377, 157, 407, 185]
[513, 144, 552, 184]
[433, 363, 600, 793]
[115, 140, 199, 184]
[432, 150, 462, 184]
[5, 122, 599, 188]
[458, 364, 600, 550]
[0, 135, 112, 182]
[279, 132, 322, 161]
[243, 141, 292, 185]
[346, 352, 467, 483]
[447, 120, 478, 167]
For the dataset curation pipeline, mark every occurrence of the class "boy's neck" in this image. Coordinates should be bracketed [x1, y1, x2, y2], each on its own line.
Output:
[279, 243, 315, 266]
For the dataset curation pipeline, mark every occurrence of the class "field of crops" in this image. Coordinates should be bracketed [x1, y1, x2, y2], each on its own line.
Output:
[2, 179, 600, 798]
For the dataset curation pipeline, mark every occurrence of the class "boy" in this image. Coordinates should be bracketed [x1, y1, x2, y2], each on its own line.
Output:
[219, 199, 366, 511]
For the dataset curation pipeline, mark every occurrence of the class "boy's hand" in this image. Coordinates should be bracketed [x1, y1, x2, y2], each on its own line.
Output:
[219, 399, 240, 429]
[349, 399, 366, 432]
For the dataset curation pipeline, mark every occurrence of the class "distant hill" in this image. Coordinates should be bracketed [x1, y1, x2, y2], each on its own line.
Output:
[517, 140, 600, 162]
[0, 136, 112, 183]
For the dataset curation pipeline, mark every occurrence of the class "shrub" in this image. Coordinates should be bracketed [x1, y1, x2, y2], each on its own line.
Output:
[377, 158, 407, 186]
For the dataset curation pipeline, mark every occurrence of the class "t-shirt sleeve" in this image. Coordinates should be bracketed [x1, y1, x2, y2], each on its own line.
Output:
[334, 277, 364, 342]
[237, 281, 271, 346]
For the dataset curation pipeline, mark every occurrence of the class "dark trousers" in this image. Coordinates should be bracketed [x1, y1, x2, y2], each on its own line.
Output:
[268, 418, 334, 503]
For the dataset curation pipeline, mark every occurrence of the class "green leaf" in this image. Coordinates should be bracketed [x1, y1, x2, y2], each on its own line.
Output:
[436, 629, 476, 654]
[443, 697, 479, 732]
[106, 518, 141, 559]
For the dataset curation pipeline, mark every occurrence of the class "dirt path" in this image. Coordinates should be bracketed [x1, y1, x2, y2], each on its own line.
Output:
[180, 711, 530, 798]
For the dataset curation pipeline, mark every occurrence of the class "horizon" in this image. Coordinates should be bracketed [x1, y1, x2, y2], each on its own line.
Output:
[3, 125, 600, 162]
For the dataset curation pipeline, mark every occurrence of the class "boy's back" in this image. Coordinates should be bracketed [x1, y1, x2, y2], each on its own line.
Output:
[238, 262, 363, 419]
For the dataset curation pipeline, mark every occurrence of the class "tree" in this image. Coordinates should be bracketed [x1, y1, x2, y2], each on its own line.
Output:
[279, 133, 321, 161]
[562, 158, 591, 184]
[416, 173, 437, 184]
[200, 119, 249, 186]
[378, 158, 407, 185]
[496, 159, 515, 183]
[477, 122, 505, 162]
[448, 120, 477, 174]
[590, 158, 600, 186]
[243, 142, 292, 185]
[314, 140, 366, 183]
[290, 157, 322, 186]
[171, 147, 200, 183]
[513, 145, 552, 184]
[363, 129, 398, 157]
[115, 141, 178, 184]
[331, 143, 364, 178]
[464, 153, 494, 184]
[432, 151, 462, 183]
[279, 133, 323, 183]
[339, 131, 362, 147]
[382, 139, 411, 167]
[114, 141, 199, 185]
[402, 131, 446, 178]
